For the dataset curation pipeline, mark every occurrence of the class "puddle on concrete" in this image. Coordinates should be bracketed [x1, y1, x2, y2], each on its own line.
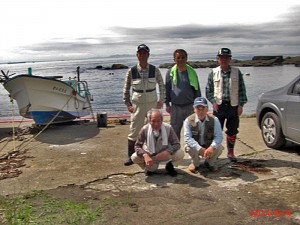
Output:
[230, 160, 271, 174]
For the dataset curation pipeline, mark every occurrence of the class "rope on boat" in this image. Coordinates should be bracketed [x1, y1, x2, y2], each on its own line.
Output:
[11, 96, 16, 152]
[1, 94, 74, 154]
[0, 99, 25, 154]
[74, 94, 80, 109]
[1, 78, 95, 155]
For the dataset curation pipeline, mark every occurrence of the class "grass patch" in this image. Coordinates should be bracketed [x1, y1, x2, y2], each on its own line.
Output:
[0, 190, 130, 225]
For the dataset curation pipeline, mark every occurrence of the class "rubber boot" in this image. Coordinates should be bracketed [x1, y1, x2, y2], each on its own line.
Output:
[227, 134, 237, 162]
[124, 139, 135, 166]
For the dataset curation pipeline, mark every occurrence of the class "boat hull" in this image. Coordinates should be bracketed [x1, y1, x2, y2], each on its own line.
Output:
[3, 75, 91, 125]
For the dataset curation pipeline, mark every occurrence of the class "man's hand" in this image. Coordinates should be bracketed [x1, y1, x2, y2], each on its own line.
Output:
[199, 148, 206, 157]
[166, 106, 171, 114]
[213, 102, 218, 112]
[143, 154, 154, 167]
[127, 105, 134, 113]
[237, 105, 243, 116]
[204, 146, 214, 158]
[156, 101, 163, 109]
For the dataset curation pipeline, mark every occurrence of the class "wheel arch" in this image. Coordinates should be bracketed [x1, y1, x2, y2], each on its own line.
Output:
[257, 102, 285, 131]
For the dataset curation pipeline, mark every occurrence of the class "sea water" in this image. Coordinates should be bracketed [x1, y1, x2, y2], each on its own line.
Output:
[0, 57, 299, 120]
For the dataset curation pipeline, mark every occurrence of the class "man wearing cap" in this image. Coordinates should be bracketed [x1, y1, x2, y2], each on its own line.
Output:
[123, 44, 165, 166]
[183, 97, 223, 172]
[205, 48, 247, 162]
[165, 49, 201, 141]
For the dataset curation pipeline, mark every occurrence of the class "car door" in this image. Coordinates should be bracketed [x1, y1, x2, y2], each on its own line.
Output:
[285, 78, 300, 143]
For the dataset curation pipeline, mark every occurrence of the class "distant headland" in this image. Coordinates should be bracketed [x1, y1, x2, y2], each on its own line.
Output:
[93, 56, 300, 70]
[159, 56, 300, 69]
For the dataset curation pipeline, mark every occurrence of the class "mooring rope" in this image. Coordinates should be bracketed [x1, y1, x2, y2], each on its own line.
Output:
[11, 96, 16, 152]
[2, 94, 74, 155]
[1, 78, 96, 155]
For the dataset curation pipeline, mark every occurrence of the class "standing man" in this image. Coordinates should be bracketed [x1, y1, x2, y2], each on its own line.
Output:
[165, 49, 201, 140]
[123, 44, 165, 166]
[206, 48, 247, 162]
[131, 108, 184, 176]
[184, 97, 223, 173]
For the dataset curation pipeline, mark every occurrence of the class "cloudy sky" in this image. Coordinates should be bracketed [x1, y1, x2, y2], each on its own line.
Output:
[0, 0, 299, 63]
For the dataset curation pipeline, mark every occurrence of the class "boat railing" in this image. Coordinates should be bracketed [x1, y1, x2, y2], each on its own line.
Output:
[64, 80, 78, 90]
[77, 81, 93, 101]
[77, 80, 95, 120]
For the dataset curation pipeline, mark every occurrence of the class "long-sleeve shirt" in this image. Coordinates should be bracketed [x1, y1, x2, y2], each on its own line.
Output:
[165, 69, 201, 106]
[123, 64, 165, 106]
[135, 123, 180, 157]
[183, 114, 223, 150]
[206, 66, 247, 107]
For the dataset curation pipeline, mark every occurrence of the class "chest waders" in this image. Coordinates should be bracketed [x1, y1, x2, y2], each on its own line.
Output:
[124, 65, 156, 166]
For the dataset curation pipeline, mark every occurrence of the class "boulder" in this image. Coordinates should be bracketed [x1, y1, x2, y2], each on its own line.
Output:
[111, 64, 128, 69]
[95, 64, 128, 70]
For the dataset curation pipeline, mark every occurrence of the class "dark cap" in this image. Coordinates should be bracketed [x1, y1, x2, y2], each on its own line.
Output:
[217, 48, 232, 57]
[193, 97, 208, 107]
[137, 44, 150, 53]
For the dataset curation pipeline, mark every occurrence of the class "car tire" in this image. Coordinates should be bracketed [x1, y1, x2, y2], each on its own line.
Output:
[261, 112, 286, 149]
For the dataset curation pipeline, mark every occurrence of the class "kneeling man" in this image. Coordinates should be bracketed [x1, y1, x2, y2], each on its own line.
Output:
[131, 108, 184, 176]
[184, 97, 224, 172]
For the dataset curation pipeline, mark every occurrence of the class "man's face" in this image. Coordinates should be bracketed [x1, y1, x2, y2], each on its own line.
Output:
[136, 49, 149, 63]
[217, 55, 231, 69]
[174, 52, 187, 67]
[194, 105, 208, 121]
[150, 112, 162, 131]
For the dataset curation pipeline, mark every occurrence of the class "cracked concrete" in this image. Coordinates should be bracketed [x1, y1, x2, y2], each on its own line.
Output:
[0, 117, 299, 224]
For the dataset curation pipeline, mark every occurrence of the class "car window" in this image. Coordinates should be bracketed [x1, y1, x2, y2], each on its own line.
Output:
[291, 79, 300, 95]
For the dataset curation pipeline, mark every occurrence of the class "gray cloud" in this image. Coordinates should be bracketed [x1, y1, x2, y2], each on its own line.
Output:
[18, 5, 300, 62]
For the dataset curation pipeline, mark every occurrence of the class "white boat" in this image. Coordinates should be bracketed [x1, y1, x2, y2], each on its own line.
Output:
[0, 67, 93, 125]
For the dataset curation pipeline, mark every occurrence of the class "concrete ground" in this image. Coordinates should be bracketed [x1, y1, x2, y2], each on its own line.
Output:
[0, 117, 299, 224]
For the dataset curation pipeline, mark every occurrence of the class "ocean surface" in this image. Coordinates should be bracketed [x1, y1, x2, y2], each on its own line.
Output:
[0, 57, 299, 120]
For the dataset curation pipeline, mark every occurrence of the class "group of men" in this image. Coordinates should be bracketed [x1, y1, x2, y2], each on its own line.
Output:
[122, 44, 247, 176]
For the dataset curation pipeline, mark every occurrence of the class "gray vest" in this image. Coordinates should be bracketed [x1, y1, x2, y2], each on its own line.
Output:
[187, 113, 215, 148]
[131, 64, 155, 79]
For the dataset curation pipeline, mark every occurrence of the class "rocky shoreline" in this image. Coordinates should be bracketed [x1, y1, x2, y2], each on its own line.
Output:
[94, 56, 300, 70]
[159, 56, 300, 69]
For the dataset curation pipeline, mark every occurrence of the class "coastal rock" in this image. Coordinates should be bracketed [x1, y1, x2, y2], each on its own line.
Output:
[95, 64, 128, 70]
[95, 65, 111, 70]
[252, 56, 283, 61]
[158, 63, 174, 69]
[111, 64, 128, 69]
[282, 56, 300, 65]
[188, 60, 218, 68]
[158, 56, 300, 68]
